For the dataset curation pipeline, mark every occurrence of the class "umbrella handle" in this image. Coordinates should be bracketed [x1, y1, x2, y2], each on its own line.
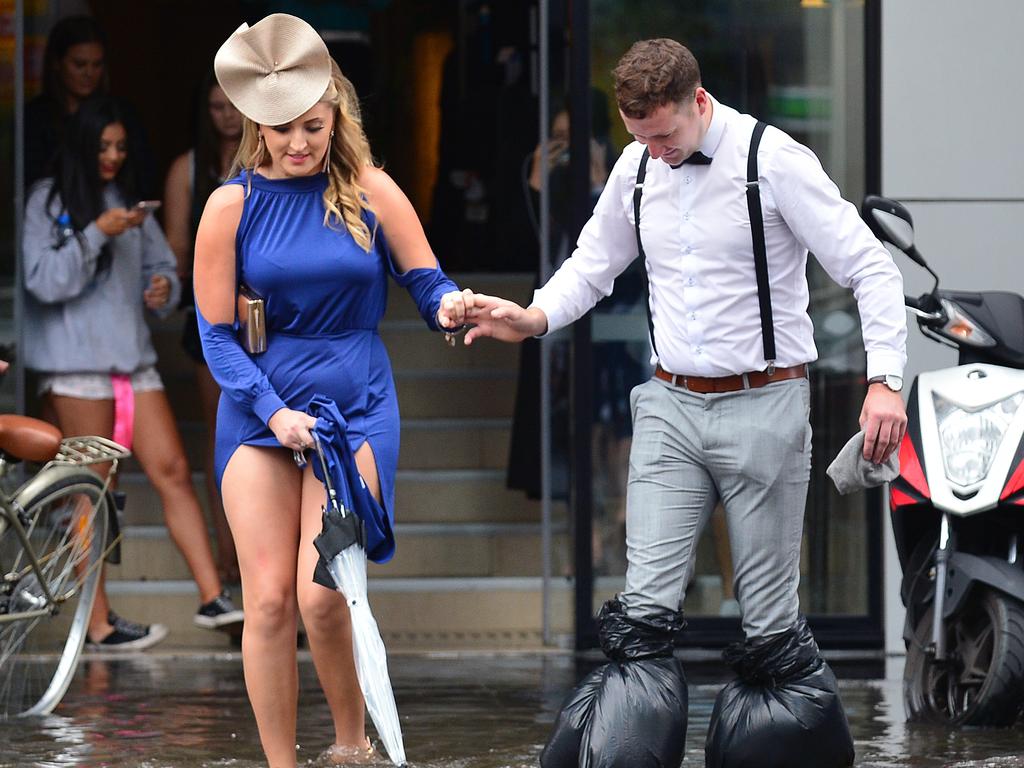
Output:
[311, 432, 346, 517]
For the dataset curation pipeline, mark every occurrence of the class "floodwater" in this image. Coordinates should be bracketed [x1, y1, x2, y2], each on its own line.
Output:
[1, 652, 1022, 767]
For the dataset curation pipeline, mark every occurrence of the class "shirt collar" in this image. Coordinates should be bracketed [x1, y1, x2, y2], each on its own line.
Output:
[699, 93, 727, 159]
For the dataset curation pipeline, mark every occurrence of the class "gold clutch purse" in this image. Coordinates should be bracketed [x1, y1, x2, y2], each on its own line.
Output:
[237, 283, 267, 355]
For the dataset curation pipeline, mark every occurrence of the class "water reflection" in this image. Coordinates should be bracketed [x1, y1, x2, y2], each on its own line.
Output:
[0, 654, 1021, 767]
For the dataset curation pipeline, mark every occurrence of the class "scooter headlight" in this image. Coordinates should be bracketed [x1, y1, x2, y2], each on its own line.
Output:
[933, 392, 1024, 487]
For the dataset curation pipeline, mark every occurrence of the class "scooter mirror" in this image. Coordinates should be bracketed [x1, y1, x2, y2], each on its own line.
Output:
[862, 195, 929, 270]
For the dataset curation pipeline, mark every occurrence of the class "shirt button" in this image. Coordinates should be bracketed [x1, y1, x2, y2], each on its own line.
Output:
[685, 176, 693, 184]
[690, 312, 697, 321]
[683, 212, 691, 221]
[687, 277, 696, 286]
[683, 245, 692, 255]
[695, 346, 703, 355]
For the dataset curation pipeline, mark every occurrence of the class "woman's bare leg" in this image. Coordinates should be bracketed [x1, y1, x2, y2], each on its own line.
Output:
[296, 442, 381, 753]
[49, 395, 116, 640]
[195, 363, 237, 583]
[222, 445, 303, 767]
[131, 390, 221, 602]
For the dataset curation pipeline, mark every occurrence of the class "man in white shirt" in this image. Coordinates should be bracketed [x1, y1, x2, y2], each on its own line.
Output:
[466, 42, 903, 759]
[468, 32, 906, 628]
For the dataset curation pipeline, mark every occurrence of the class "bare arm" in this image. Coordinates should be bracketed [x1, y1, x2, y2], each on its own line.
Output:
[193, 184, 241, 324]
[359, 166, 437, 272]
[359, 166, 471, 328]
[163, 152, 193, 280]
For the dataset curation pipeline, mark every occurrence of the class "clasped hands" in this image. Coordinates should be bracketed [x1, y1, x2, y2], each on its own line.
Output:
[436, 291, 547, 344]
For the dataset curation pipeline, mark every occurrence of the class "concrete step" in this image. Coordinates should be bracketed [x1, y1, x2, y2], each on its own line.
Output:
[33, 572, 733, 652]
[158, 368, 518, 422]
[149, 317, 524, 378]
[120, 415, 512, 477]
[379, 321, 520, 372]
[400, 417, 511, 469]
[98, 577, 573, 650]
[111, 522, 571, 582]
[117, 469, 561, 526]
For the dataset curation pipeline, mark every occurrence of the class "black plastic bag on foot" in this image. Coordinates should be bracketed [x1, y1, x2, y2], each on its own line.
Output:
[541, 599, 688, 768]
[705, 615, 854, 768]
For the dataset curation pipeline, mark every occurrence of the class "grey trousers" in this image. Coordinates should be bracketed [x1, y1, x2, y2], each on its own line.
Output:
[620, 376, 812, 639]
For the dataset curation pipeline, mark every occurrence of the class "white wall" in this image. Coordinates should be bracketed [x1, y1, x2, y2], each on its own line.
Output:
[882, 0, 1024, 653]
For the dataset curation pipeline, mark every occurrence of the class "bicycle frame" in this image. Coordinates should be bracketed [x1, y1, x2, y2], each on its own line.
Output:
[0, 436, 129, 625]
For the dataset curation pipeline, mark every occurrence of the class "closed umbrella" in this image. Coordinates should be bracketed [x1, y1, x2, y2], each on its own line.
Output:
[300, 397, 406, 767]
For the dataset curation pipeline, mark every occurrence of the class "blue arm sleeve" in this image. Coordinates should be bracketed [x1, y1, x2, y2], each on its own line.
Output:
[388, 260, 460, 332]
[196, 304, 286, 426]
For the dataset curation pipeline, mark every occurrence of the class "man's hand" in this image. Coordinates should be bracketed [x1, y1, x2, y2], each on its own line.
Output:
[463, 293, 548, 344]
[860, 383, 907, 464]
[143, 275, 171, 310]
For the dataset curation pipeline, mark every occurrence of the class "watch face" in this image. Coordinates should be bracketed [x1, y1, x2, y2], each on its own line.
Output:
[886, 375, 904, 392]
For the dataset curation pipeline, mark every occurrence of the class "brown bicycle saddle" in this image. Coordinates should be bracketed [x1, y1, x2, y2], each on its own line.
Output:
[0, 415, 63, 463]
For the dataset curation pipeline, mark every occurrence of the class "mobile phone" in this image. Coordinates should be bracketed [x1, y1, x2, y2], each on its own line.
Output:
[136, 200, 162, 212]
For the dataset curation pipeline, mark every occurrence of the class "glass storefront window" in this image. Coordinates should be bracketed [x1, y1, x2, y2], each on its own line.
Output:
[583, 0, 872, 621]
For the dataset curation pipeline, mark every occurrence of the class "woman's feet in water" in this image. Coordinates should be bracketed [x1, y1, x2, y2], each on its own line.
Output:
[320, 738, 380, 765]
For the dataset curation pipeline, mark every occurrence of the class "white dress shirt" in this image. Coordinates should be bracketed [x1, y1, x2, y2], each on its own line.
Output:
[531, 95, 907, 380]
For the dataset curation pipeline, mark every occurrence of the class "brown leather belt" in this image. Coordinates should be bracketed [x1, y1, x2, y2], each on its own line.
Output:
[654, 363, 808, 394]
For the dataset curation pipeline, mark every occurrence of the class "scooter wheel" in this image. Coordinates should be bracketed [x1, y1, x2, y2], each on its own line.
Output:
[903, 589, 1024, 726]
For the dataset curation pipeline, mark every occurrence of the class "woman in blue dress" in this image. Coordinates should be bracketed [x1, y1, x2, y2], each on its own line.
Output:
[195, 15, 471, 766]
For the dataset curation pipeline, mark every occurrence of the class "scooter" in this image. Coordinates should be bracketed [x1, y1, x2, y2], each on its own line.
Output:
[863, 195, 1024, 726]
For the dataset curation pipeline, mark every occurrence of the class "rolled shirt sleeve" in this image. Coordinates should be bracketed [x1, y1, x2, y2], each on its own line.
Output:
[530, 155, 640, 335]
[764, 139, 908, 380]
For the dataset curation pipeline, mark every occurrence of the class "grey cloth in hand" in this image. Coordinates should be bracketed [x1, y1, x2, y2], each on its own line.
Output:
[826, 430, 900, 495]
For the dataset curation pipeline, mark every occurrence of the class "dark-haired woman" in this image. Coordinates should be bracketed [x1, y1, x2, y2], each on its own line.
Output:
[22, 97, 242, 649]
[163, 73, 243, 585]
[24, 15, 156, 194]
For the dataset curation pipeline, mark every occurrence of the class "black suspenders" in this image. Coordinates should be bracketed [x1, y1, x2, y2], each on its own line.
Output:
[633, 120, 776, 373]
[633, 147, 656, 354]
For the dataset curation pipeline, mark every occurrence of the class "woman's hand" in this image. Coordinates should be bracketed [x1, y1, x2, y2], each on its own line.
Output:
[96, 207, 145, 237]
[268, 408, 318, 452]
[143, 275, 171, 310]
[437, 288, 475, 330]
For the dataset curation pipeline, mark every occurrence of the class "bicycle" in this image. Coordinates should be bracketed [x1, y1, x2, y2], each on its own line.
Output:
[0, 414, 129, 718]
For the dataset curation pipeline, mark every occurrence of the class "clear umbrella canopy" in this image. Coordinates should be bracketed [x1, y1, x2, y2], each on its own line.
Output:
[306, 433, 407, 766]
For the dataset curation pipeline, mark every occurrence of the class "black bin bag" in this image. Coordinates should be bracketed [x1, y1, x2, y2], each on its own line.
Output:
[541, 599, 688, 768]
[706, 616, 854, 768]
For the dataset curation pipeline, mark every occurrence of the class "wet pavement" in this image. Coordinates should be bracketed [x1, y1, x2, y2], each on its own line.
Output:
[1, 652, 1023, 767]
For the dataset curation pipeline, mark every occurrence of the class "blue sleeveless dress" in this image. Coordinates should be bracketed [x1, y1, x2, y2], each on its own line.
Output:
[199, 170, 456, 531]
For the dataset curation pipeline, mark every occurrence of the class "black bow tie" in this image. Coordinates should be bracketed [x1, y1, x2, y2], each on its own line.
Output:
[671, 151, 712, 169]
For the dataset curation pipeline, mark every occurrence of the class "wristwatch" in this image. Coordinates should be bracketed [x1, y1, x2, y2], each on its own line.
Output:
[867, 374, 903, 392]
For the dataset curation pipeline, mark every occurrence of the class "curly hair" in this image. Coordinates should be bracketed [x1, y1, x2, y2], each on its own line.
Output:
[230, 60, 376, 251]
[612, 39, 701, 119]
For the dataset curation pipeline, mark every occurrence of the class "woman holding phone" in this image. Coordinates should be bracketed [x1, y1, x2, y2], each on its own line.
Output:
[22, 96, 243, 649]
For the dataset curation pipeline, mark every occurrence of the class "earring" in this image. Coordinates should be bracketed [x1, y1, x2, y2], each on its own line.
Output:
[254, 133, 264, 171]
[323, 130, 335, 174]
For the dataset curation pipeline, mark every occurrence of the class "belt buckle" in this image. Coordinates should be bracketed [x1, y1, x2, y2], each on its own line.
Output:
[741, 373, 751, 390]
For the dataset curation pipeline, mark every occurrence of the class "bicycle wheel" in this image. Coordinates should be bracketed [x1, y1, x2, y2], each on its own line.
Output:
[0, 466, 110, 717]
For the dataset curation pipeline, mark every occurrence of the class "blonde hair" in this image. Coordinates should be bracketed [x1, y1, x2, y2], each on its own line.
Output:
[230, 60, 376, 251]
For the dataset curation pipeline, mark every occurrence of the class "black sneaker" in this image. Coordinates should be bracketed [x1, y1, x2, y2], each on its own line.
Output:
[194, 590, 244, 629]
[87, 618, 168, 652]
[108, 611, 148, 635]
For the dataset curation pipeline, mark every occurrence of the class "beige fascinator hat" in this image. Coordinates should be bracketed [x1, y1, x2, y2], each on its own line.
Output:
[214, 13, 332, 125]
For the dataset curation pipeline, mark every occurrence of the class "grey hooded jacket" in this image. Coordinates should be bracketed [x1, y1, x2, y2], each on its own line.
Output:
[22, 180, 181, 374]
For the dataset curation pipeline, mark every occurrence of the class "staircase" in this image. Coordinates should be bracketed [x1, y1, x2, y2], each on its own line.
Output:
[104, 273, 573, 650]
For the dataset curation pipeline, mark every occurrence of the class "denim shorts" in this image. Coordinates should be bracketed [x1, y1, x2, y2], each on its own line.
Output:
[38, 366, 164, 400]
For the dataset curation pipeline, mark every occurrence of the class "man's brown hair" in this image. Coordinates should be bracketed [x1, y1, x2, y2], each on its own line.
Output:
[613, 39, 701, 118]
